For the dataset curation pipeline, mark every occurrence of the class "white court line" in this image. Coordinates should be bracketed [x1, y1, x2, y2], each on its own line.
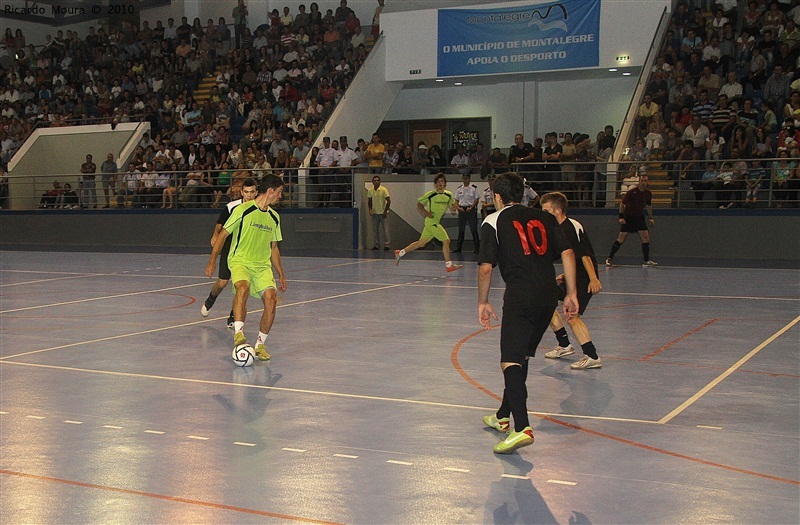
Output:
[0, 360, 661, 426]
[387, 460, 413, 466]
[658, 314, 800, 425]
[144, 430, 165, 434]
[697, 425, 722, 430]
[443, 467, 470, 473]
[63, 420, 83, 425]
[0, 282, 407, 359]
[547, 479, 577, 486]
[0, 282, 210, 314]
[0, 273, 106, 288]
[333, 454, 359, 459]
[103, 425, 123, 429]
[501, 474, 529, 480]
[187, 435, 209, 441]
[282, 447, 306, 453]
[234, 441, 257, 447]
[25, 415, 44, 420]
[1, 270, 90, 275]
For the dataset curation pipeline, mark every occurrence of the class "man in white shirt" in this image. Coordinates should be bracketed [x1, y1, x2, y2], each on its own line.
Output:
[453, 173, 480, 253]
[315, 136, 339, 207]
[718, 71, 743, 103]
[450, 147, 470, 175]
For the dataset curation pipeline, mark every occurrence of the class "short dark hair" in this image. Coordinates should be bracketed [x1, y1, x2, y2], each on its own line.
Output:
[540, 191, 568, 212]
[433, 173, 447, 184]
[259, 173, 284, 193]
[243, 177, 257, 188]
[492, 173, 524, 204]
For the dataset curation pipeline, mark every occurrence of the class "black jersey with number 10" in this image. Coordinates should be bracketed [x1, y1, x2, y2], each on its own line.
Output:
[479, 204, 571, 308]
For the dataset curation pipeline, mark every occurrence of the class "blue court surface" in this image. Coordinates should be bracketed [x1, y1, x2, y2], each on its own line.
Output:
[1, 250, 798, 524]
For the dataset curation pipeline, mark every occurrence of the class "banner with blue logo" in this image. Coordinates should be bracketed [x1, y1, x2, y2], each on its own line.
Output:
[437, 0, 601, 77]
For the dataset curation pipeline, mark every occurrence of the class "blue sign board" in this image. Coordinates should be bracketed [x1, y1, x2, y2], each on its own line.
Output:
[437, 0, 601, 77]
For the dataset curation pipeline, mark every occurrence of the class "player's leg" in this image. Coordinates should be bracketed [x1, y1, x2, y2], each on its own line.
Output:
[251, 269, 278, 361]
[638, 229, 656, 265]
[545, 310, 575, 358]
[566, 315, 602, 369]
[394, 232, 432, 265]
[231, 271, 251, 346]
[435, 224, 462, 272]
[606, 231, 629, 265]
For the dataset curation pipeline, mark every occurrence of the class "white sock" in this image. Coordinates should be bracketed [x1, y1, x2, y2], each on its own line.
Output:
[234, 321, 244, 333]
[446, 261, 453, 268]
[399, 249, 406, 257]
[256, 332, 269, 346]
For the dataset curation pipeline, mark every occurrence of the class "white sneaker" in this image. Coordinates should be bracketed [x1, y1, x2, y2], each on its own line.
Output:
[201, 304, 210, 317]
[605, 258, 613, 266]
[642, 260, 658, 267]
[545, 344, 575, 359]
[570, 356, 602, 369]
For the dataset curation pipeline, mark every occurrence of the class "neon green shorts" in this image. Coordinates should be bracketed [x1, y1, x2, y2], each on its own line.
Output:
[421, 222, 449, 242]
[230, 264, 276, 298]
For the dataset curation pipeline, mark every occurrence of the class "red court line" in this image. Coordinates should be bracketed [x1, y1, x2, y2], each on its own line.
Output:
[642, 318, 719, 361]
[451, 328, 800, 486]
[0, 469, 344, 525]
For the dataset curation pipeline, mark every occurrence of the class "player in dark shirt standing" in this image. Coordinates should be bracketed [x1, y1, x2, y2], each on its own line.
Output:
[540, 192, 603, 369]
[606, 175, 658, 266]
[478, 173, 578, 454]
[201, 178, 258, 327]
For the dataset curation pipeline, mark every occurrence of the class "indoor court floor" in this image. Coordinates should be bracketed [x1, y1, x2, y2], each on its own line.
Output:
[0, 250, 798, 525]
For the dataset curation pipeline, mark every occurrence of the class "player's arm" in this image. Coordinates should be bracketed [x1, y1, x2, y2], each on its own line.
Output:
[477, 263, 498, 330]
[560, 248, 579, 321]
[618, 201, 627, 224]
[270, 241, 287, 292]
[582, 255, 602, 294]
[210, 223, 223, 246]
[417, 201, 432, 218]
[205, 228, 230, 277]
[470, 195, 479, 211]
[383, 195, 390, 216]
[645, 203, 655, 225]
[367, 196, 374, 216]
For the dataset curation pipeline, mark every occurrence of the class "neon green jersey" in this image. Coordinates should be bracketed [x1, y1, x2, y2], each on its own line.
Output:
[223, 201, 282, 267]
[418, 189, 454, 225]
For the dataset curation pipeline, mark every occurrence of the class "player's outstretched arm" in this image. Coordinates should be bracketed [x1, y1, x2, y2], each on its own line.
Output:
[205, 229, 230, 277]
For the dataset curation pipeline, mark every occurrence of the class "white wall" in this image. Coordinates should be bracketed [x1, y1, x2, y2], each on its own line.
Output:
[385, 75, 637, 149]
[383, 0, 670, 82]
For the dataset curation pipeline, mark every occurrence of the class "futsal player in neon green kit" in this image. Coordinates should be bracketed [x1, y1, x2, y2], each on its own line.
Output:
[394, 173, 463, 272]
[205, 174, 287, 360]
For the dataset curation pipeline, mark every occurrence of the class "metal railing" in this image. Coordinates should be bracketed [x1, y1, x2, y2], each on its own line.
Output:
[2, 159, 798, 211]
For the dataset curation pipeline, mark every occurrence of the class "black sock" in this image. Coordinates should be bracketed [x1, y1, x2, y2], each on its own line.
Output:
[497, 391, 510, 420]
[503, 364, 530, 432]
[608, 240, 622, 260]
[581, 341, 599, 360]
[204, 293, 218, 309]
[554, 328, 571, 348]
[642, 242, 650, 262]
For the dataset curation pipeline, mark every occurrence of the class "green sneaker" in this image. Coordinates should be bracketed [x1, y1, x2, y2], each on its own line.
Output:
[253, 343, 270, 361]
[233, 332, 247, 347]
[483, 414, 510, 433]
[493, 427, 535, 454]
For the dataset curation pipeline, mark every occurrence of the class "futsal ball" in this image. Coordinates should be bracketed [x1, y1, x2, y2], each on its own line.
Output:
[232, 344, 255, 367]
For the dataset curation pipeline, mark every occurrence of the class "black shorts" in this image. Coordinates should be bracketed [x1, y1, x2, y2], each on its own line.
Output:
[621, 215, 647, 233]
[500, 304, 556, 365]
[558, 277, 592, 315]
[219, 246, 231, 280]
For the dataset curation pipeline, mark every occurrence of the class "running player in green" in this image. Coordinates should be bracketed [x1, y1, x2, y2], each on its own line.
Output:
[205, 174, 287, 361]
[394, 173, 463, 272]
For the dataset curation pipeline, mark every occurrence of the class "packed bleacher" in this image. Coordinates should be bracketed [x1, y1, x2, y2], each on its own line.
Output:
[0, 0, 379, 208]
[630, 0, 800, 207]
